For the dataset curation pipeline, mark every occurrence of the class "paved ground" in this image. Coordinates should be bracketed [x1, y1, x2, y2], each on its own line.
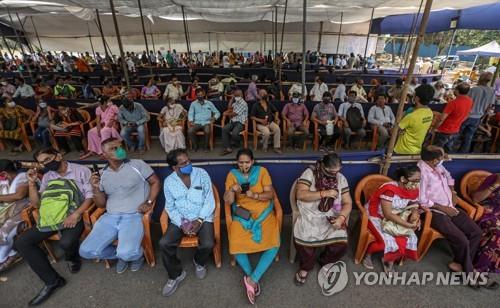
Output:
[1, 215, 499, 308]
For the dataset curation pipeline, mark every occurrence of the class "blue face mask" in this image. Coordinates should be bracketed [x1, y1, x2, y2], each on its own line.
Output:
[179, 163, 193, 175]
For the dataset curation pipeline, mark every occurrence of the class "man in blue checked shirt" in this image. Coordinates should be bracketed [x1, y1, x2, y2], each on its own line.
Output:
[187, 88, 220, 152]
[160, 148, 215, 297]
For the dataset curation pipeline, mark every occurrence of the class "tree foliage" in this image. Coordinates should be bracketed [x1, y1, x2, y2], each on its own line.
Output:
[422, 30, 500, 56]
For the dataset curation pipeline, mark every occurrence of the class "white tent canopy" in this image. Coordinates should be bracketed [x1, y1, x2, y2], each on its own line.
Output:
[456, 41, 500, 57]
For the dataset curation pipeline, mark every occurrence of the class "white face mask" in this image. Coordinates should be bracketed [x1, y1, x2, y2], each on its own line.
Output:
[39, 102, 47, 108]
[6, 101, 16, 107]
[292, 97, 300, 104]
[436, 160, 444, 167]
[1, 82, 7, 86]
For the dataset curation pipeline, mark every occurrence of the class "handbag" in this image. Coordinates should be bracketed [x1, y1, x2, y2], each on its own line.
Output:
[382, 204, 418, 237]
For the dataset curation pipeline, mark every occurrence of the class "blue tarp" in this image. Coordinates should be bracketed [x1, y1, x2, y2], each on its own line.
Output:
[371, 3, 500, 34]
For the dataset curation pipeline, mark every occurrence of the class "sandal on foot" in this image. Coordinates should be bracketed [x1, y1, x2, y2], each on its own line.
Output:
[254, 281, 261, 296]
[382, 259, 394, 276]
[362, 255, 374, 270]
[243, 276, 255, 305]
[294, 270, 308, 286]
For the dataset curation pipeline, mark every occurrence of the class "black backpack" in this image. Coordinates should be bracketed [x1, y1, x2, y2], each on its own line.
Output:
[346, 106, 363, 130]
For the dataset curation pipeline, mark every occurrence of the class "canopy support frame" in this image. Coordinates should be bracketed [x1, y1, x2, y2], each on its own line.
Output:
[109, 0, 130, 89]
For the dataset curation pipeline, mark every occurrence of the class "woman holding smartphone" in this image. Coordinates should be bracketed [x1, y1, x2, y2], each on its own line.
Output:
[224, 148, 280, 305]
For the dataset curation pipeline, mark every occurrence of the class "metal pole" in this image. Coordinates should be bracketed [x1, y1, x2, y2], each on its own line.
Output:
[167, 32, 171, 50]
[279, 0, 288, 55]
[109, 0, 130, 88]
[0, 29, 16, 61]
[317, 21, 323, 53]
[271, 8, 275, 58]
[181, 6, 192, 65]
[363, 8, 375, 69]
[30, 16, 43, 52]
[490, 59, 500, 88]
[401, 0, 424, 72]
[442, 27, 458, 76]
[301, 0, 307, 97]
[150, 27, 156, 55]
[382, 0, 434, 175]
[6, 7, 31, 75]
[468, 54, 479, 80]
[86, 22, 97, 61]
[16, 13, 34, 54]
[208, 32, 211, 53]
[95, 9, 111, 64]
[275, 6, 278, 57]
[336, 12, 343, 54]
[137, 0, 153, 73]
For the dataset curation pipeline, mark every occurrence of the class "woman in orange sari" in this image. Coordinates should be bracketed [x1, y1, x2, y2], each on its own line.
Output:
[224, 149, 280, 305]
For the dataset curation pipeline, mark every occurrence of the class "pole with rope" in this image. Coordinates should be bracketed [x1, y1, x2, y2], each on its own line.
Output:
[137, 0, 153, 74]
[399, 0, 423, 72]
[301, 0, 307, 98]
[6, 7, 31, 75]
[382, 0, 434, 175]
[336, 12, 343, 55]
[30, 16, 43, 52]
[363, 8, 375, 69]
[109, 0, 130, 89]
[15, 13, 34, 54]
[95, 9, 112, 65]
[86, 22, 97, 62]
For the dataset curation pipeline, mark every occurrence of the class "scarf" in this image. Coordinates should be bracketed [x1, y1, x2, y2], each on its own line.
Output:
[311, 161, 338, 212]
[367, 182, 419, 219]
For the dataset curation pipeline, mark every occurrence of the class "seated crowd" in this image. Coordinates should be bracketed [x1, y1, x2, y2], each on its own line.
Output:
[0, 144, 497, 306]
[0, 69, 497, 156]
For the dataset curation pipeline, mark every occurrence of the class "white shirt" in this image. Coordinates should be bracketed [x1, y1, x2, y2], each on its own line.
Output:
[368, 105, 395, 126]
[333, 84, 347, 101]
[288, 83, 304, 97]
[309, 82, 329, 101]
[338, 102, 365, 119]
[13, 84, 35, 98]
[163, 83, 184, 100]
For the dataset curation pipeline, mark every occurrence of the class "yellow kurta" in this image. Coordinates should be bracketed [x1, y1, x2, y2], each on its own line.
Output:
[225, 167, 280, 254]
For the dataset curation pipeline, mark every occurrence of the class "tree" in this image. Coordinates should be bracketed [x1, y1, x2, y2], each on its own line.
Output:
[454, 30, 500, 48]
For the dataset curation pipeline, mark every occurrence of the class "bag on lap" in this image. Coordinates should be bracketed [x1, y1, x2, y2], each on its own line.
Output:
[346, 106, 363, 130]
[37, 179, 83, 232]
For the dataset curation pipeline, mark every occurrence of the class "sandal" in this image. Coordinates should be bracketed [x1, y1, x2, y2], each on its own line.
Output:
[448, 262, 463, 272]
[243, 276, 255, 305]
[382, 259, 395, 276]
[362, 255, 374, 270]
[294, 270, 308, 286]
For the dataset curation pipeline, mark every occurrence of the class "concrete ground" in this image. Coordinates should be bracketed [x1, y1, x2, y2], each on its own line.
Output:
[1, 215, 499, 308]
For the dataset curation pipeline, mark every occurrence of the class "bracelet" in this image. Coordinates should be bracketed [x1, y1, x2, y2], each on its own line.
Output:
[255, 193, 259, 200]
[319, 191, 325, 198]
[338, 214, 347, 222]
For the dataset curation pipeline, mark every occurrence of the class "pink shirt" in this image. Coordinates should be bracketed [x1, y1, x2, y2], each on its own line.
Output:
[417, 160, 454, 208]
[96, 104, 119, 126]
[40, 162, 93, 200]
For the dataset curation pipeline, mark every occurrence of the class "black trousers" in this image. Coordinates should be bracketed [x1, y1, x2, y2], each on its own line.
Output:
[14, 220, 84, 285]
[430, 209, 481, 273]
[55, 136, 84, 153]
[159, 222, 214, 279]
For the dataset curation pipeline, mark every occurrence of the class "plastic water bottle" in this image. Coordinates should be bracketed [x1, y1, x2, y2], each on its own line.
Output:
[0, 180, 9, 195]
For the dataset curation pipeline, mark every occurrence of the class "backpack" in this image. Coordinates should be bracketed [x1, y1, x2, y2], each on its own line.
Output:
[346, 106, 363, 130]
[37, 179, 83, 232]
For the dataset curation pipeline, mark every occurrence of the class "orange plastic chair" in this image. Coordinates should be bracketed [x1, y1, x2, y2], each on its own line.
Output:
[459, 170, 492, 221]
[289, 180, 299, 263]
[312, 118, 342, 151]
[187, 121, 215, 151]
[251, 113, 281, 151]
[90, 204, 156, 267]
[282, 116, 309, 151]
[159, 183, 222, 268]
[224, 187, 283, 266]
[221, 112, 248, 149]
[353, 174, 392, 264]
[0, 107, 34, 152]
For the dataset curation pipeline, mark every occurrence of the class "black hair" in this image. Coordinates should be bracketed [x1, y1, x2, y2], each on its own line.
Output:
[166, 148, 188, 167]
[395, 78, 403, 86]
[414, 84, 434, 105]
[56, 102, 69, 108]
[101, 137, 120, 149]
[421, 78, 428, 85]
[98, 95, 110, 104]
[348, 90, 357, 95]
[195, 88, 205, 95]
[394, 164, 419, 181]
[455, 82, 470, 95]
[321, 153, 342, 168]
[0, 159, 20, 173]
[33, 147, 59, 161]
[375, 93, 387, 100]
[236, 148, 254, 161]
[322, 91, 332, 98]
[420, 146, 443, 161]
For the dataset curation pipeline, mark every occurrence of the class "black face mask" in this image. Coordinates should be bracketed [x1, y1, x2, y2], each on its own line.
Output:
[43, 160, 61, 172]
[262, 95, 268, 101]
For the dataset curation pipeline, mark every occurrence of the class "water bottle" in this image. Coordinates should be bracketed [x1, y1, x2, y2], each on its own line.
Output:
[0, 180, 9, 195]
[326, 120, 334, 136]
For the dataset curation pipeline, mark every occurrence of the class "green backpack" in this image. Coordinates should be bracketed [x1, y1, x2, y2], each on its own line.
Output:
[38, 179, 83, 232]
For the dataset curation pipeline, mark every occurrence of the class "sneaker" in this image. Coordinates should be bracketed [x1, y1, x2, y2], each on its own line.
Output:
[130, 257, 144, 272]
[116, 259, 128, 274]
[193, 258, 207, 279]
[162, 270, 187, 297]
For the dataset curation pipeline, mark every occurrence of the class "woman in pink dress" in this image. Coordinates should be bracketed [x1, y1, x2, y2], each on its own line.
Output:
[80, 95, 121, 159]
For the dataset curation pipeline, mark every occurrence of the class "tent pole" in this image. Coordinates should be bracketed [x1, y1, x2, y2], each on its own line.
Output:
[382, 0, 434, 176]
[95, 9, 112, 65]
[271, 8, 275, 59]
[109, 0, 130, 89]
[490, 59, 500, 88]
[400, 0, 423, 72]
[30, 16, 43, 52]
[301, 0, 307, 97]
[317, 21, 323, 53]
[168, 32, 171, 51]
[86, 22, 97, 62]
[181, 6, 192, 66]
[468, 54, 479, 79]
[336, 12, 343, 55]
[363, 8, 375, 69]
[15, 13, 34, 54]
[441, 28, 458, 76]
[0, 30, 16, 63]
[279, 0, 288, 55]
[208, 32, 211, 54]
[137, 0, 153, 73]
[6, 7, 31, 75]
[149, 23, 156, 56]
[275, 6, 278, 58]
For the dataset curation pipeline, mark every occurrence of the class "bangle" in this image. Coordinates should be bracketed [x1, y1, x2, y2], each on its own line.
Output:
[255, 193, 259, 200]
[320, 191, 325, 198]
[488, 185, 497, 192]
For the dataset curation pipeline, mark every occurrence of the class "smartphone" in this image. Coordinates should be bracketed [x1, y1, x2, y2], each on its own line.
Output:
[241, 183, 250, 194]
[92, 164, 100, 174]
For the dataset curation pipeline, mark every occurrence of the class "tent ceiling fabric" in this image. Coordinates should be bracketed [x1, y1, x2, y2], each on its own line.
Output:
[1, 0, 499, 24]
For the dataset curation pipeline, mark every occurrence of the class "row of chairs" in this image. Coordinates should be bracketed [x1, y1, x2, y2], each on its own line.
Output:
[21, 184, 283, 269]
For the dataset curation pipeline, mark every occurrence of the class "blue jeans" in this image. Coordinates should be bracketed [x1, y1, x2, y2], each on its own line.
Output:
[121, 125, 145, 150]
[79, 212, 144, 261]
[34, 127, 51, 148]
[434, 132, 458, 153]
[458, 117, 481, 153]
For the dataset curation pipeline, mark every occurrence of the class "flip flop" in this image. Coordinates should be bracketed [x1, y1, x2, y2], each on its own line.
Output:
[243, 276, 255, 305]
[294, 270, 308, 286]
[254, 281, 261, 296]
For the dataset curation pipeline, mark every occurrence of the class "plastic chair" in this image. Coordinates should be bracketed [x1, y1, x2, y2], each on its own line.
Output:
[459, 170, 491, 221]
[289, 180, 299, 263]
[353, 174, 391, 264]
[282, 117, 309, 151]
[312, 118, 341, 151]
[221, 112, 248, 149]
[251, 112, 280, 151]
[159, 183, 222, 268]
[224, 187, 283, 266]
[0, 107, 34, 152]
[187, 121, 215, 151]
[90, 204, 156, 268]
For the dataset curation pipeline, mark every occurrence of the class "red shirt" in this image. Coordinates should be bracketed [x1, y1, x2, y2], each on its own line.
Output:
[437, 95, 473, 134]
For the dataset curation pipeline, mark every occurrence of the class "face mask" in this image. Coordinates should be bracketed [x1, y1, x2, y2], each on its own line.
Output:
[1, 82, 7, 86]
[262, 95, 268, 101]
[43, 160, 61, 172]
[115, 147, 127, 160]
[7, 101, 16, 107]
[292, 97, 300, 104]
[197, 96, 204, 102]
[234, 96, 241, 102]
[404, 181, 420, 190]
[436, 160, 444, 167]
[39, 102, 47, 108]
[322, 98, 331, 104]
[179, 163, 193, 175]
